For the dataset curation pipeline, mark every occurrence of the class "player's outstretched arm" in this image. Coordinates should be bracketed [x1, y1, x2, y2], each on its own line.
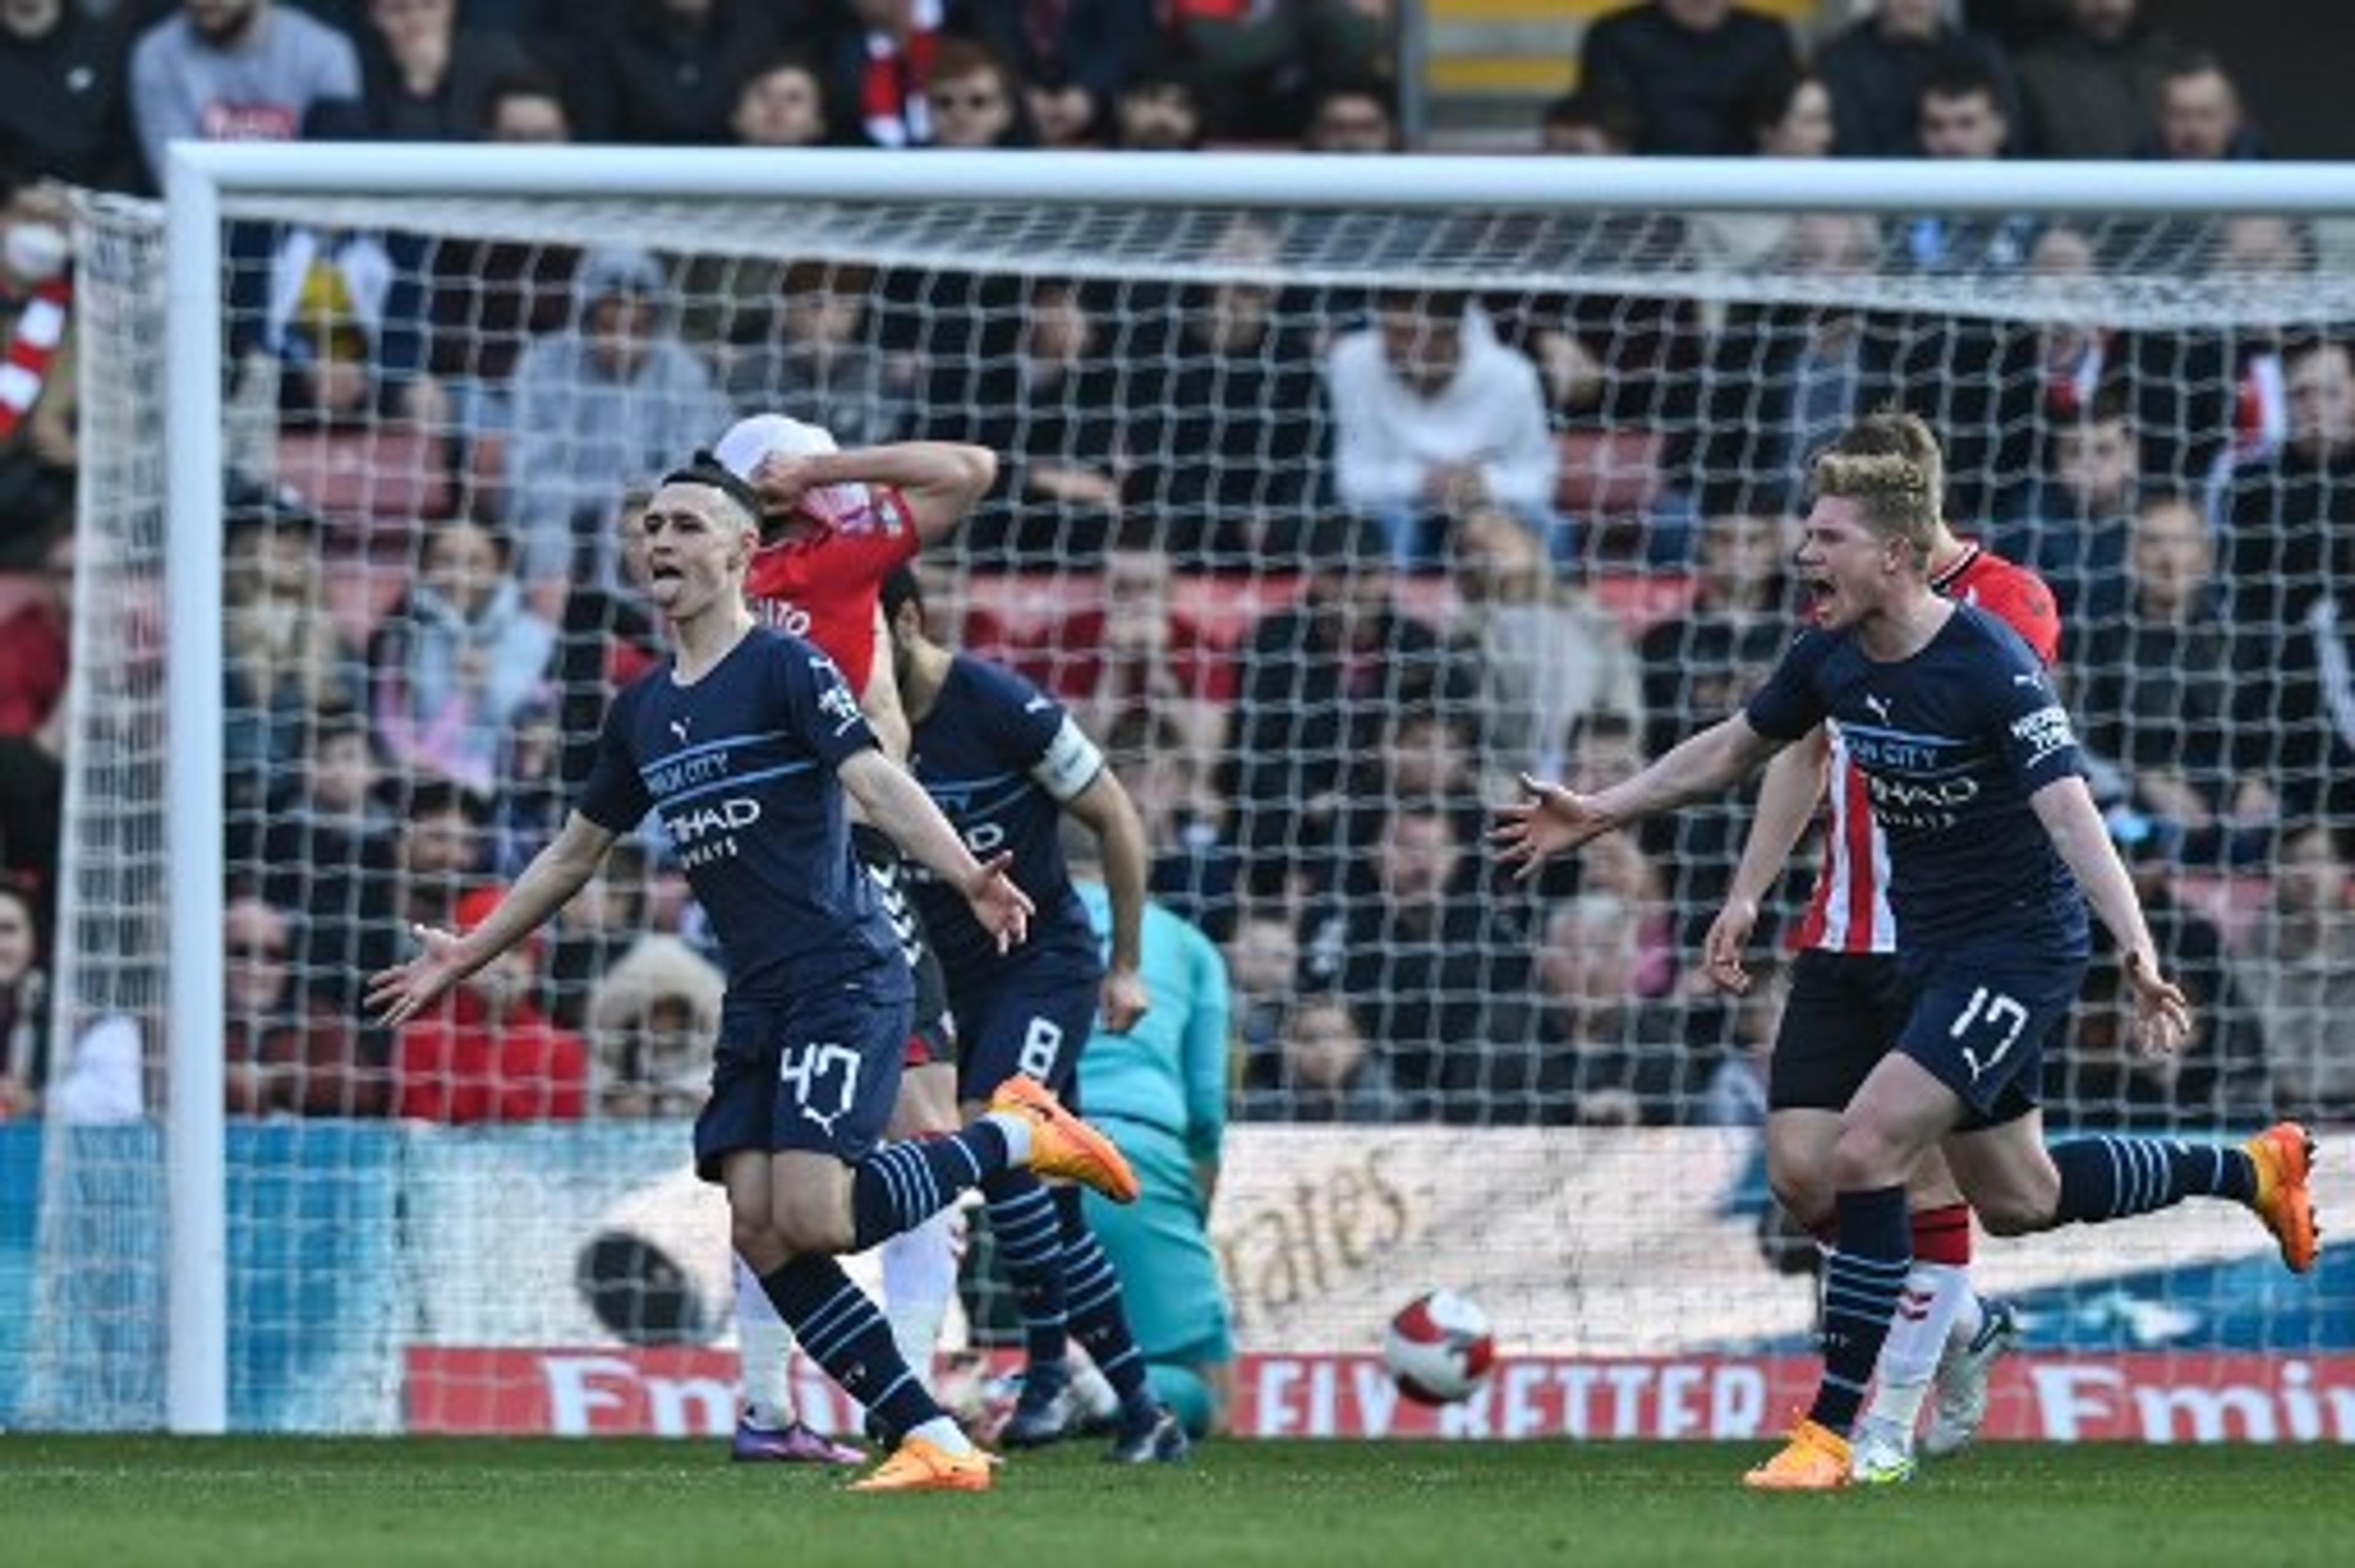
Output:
[751, 442, 997, 545]
[838, 747, 1035, 950]
[1492, 713, 1783, 881]
[365, 811, 616, 1027]
[1063, 770, 1153, 1031]
[2029, 774, 2194, 1056]
[1704, 728, 1831, 995]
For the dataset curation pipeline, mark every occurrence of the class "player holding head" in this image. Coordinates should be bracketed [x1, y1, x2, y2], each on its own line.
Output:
[713, 413, 994, 1459]
[369, 456, 1142, 1494]
[882, 565, 1188, 1464]
[1701, 411, 2060, 1480]
[1493, 413, 2319, 1493]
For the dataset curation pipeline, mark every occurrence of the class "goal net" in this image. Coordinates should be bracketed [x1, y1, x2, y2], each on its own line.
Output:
[15, 151, 2353, 1440]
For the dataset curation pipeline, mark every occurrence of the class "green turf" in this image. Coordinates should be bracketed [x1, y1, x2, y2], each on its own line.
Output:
[0, 1437, 2346, 1568]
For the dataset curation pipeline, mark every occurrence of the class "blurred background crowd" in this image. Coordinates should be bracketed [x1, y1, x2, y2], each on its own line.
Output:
[0, 1, 2350, 1142]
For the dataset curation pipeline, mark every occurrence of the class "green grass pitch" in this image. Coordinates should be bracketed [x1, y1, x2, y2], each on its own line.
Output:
[2, 1436, 2347, 1568]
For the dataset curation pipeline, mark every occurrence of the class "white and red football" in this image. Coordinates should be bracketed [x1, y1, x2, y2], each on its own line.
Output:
[1382, 1290, 1497, 1405]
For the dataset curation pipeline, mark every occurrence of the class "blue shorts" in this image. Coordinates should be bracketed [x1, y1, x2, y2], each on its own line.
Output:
[949, 943, 1100, 1105]
[694, 969, 913, 1182]
[1896, 942, 2085, 1131]
[1081, 1117, 1234, 1367]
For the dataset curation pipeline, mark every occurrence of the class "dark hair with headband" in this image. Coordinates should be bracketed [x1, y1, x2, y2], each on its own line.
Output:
[658, 450, 765, 532]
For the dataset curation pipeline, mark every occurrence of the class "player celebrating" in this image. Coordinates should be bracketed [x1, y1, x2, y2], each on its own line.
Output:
[368, 457, 1141, 1495]
[711, 413, 994, 1458]
[1702, 416, 2062, 1482]
[881, 565, 1189, 1464]
[1493, 413, 2319, 1493]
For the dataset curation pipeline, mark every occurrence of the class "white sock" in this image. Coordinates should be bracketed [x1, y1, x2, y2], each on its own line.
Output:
[909, 1415, 975, 1456]
[1862, 1261, 1970, 1436]
[880, 1209, 961, 1394]
[984, 1109, 1033, 1166]
[733, 1252, 798, 1428]
[1067, 1351, 1119, 1423]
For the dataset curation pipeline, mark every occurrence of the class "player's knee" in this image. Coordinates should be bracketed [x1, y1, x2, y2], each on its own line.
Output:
[729, 1213, 789, 1276]
[1828, 1122, 1910, 1193]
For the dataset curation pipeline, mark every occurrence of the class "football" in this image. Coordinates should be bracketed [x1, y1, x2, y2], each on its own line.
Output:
[1383, 1290, 1498, 1405]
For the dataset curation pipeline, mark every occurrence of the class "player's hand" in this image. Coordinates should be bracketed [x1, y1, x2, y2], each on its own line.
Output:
[1099, 966, 1150, 1034]
[963, 852, 1034, 953]
[748, 453, 819, 514]
[1702, 897, 1760, 996]
[1490, 773, 1612, 881]
[364, 924, 472, 1028]
[2123, 949, 2194, 1058]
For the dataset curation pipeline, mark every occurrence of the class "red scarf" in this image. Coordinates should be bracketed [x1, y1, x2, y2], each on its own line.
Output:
[0, 275, 70, 443]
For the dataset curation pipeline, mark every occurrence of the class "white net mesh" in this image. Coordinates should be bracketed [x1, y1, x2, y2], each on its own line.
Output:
[20, 177, 2353, 1438]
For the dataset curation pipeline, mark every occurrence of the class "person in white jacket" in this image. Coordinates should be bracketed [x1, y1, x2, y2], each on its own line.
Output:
[1323, 289, 1559, 571]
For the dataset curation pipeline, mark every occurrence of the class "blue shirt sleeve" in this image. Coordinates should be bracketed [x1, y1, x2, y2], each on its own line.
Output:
[778, 637, 880, 772]
[1982, 630, 2087, 795]
[1743, 631, 1833, 742]
[975, 657, 1068, 769]
[576, 681, 652, 833]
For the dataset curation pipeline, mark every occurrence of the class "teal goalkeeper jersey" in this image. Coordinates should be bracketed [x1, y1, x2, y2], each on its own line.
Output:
[1073, 883, 1231, 1169]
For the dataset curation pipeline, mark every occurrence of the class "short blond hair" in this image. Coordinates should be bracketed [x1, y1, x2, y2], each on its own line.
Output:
[1809, 410, 1945, 564]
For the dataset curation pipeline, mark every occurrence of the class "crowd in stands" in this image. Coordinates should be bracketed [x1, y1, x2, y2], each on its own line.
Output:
[0, 2, 2349, 1138]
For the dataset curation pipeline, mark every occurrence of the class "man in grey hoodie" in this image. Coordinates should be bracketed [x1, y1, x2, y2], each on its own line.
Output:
[129, 0, 360, 190]
[505, 245, 733, 592]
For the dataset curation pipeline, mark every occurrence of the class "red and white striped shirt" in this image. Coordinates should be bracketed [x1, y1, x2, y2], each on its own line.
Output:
[1793, 543, 2062, 955]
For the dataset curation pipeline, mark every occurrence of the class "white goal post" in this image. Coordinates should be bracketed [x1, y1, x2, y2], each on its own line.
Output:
[97, 145, 2355, 1436]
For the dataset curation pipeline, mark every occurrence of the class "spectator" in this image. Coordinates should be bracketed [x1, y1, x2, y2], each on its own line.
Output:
[1222, 903, 1296, 1093]
[1696, 951, 1784, 1128]
[949, 277, 1121, 562]
[1107, 709, 1237, 945]
[1449, 501, 1644, 797]
[2077, 492, 2272, 863]
[0, 0, 139, 191]
[1898, 61, 2037, 274]
[2012, 0, 2174, 159]
[1298, 76, 1396, 153]
[585, 931, 721, 1119]
[1110, 64, 1201, 152]
[919, 35, 1029, 147]
[480, 62, 567, 142]
[2220, 335, 2355, 642]
[2261, 535, 2355, 826]
[1990, 388, 2142, 624]
[1120, 220, 1330, 565]
[392, 881, 588, 1123]
[299, 771, 484, 1012]
[1325, 288, 1557, 570]
[2053, 830, 2269, 1130]
[220, 495, 362, 816]
[1165, 0, 1388, 145]
[554, 484, 661, 787]
[1577, 0, 1793, 157]
[128, 0, 361, 191]
[1530, 892, 1698, 1126]
[247, 223, 440, 429]
[727, 48, 835, 147]
[248, 705, 396, 969]
[1538, 84, 1639, 156]
[505, 245, 730, 589]
[222, 889, 381, 1115]
[358, 0, 532, 141]
[951, 0, 1154, 149]
[1300, 799, 1537, 1123]
[722, 261, 901, 449]
[1243, 992, 1403, 1124]
[0, 876, 47, 1119]
[1560, 709, 1680, 997]
[1220, 510, 1478, 903]
[1740, 63, 1831, 158]
[546, 837, 655, 1032]
[366, 515, 556, 796]
[569, 0, 778, 145]
[1044, 521, 1226, 765]
[2144, 49, 2257, 161]
[0, 513, 68, 738]
[0, 183, 77, 537]
[2232, 820, 2355, 1123]
[1814, 0, 2013, 160]
[829, 0, 940, 149]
